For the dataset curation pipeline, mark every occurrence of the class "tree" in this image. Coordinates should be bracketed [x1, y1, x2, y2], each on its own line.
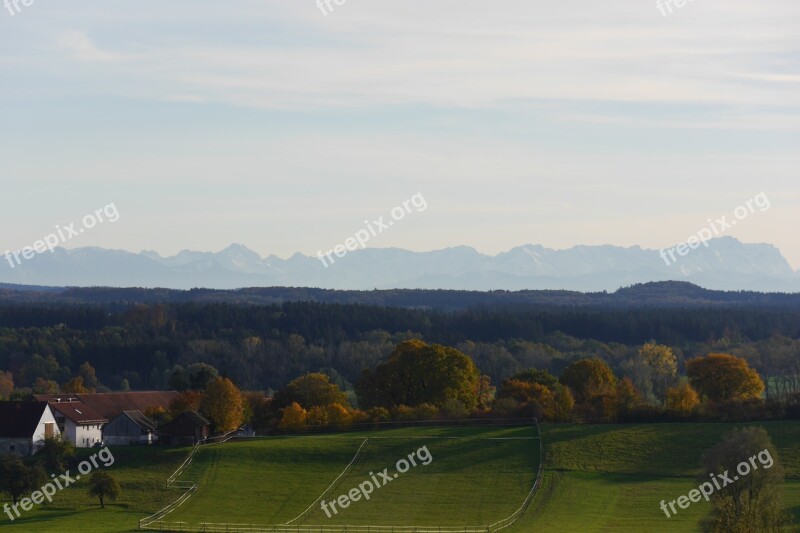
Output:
[187, 363, 219, 390]
[559, 358, 617, 403]
[666, 383, 700, 415]
[87, 471, 121, 508]
[37, 435, 75, 472]
[356, 340, 480, 410]
[273, 373, 348, 410]
[279, 402, 308, 429]
[200, 377, 244, 433]
[0, 455, 45, 504]
[686, 353, 765, 403]
[144, 405, 171, 426]
[700, 427, 790, 532]
[169, 390, 203, 417]
[508, 368, 558, 389]
[33, 377, 59, 394]
[616, 377, 643, 420]
[169, 363, 219, 392]
[62, 376, 89, 394]
[0, 371, 13, 400]
[635, 342, 677, 404]
[78, 361, 100, 390]
[553, 384, 575, 422]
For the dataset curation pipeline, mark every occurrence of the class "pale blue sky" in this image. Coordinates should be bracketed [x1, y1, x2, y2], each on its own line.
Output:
[1, 0, 799, 267]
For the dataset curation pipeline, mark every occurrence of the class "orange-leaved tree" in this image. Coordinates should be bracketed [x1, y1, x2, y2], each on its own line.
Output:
[686, 353, 764, 402]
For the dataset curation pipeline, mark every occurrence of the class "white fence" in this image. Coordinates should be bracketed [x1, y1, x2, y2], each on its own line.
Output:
[140, 421, 543, 533]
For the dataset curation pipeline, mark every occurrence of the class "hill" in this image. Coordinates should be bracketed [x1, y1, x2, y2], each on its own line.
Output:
[2, 281, 800, 310]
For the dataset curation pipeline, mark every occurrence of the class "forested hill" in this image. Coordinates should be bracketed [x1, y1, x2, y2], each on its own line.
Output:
[2, 281, 800, 309]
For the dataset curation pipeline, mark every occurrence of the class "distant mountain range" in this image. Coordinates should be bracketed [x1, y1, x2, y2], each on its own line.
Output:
[1, 236, 798, 292]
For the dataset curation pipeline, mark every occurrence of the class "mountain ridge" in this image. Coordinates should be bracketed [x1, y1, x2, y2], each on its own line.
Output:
[1, 237, 797, 292]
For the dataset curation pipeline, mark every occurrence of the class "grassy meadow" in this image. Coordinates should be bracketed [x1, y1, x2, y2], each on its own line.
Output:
[3, 422, 800, 532]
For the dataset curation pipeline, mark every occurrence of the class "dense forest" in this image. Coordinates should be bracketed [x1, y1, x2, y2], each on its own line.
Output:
[1, 295, 800, 401]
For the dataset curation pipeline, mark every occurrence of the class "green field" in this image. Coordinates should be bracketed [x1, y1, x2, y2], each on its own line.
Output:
[167, 425, 539, 528]
[3, 422, 800, 532]
[0, 446, 188, 532]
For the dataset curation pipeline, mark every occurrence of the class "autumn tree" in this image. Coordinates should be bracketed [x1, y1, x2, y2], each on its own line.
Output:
[279, 402, 308, 429]
[62, 376, 89, 394]
[273, 373, 348, 410]
[200, 377, 244, 433]
[87, 471, 121, 508]
[0, 371, 13, 400]
[356, 340, 480, 410]
[616, 377, 643, 420]
[559, 358, 617, 403]
[169, 390, 203, 417]
[144, 405, 171, 426]
[497, 380, 555, 419]
[701, 427, 790, 532]
[686, 353, 764, 403]
[666, 383, 700, 416]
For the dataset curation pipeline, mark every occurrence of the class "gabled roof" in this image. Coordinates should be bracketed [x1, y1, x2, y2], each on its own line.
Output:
[49, 401, 108, 425]
[181, 411, 210, 426]
[156, 410, 211, 435]
[35, 391, 180, 420]
[119, 410, 156, 431]
[0, 401, 50, 438]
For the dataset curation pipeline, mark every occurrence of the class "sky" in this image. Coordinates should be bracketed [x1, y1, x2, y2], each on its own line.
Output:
[1, 0, 799, 268]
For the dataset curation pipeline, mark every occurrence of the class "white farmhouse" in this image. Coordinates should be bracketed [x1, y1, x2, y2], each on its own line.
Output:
[49, 400, 107, 448]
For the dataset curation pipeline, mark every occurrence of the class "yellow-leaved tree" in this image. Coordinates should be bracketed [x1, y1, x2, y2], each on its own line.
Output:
[200, 377, 244, 434]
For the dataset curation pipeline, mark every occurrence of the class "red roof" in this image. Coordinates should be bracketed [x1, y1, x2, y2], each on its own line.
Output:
[49, 401, 107, 425]
[35, 391, 180, 420]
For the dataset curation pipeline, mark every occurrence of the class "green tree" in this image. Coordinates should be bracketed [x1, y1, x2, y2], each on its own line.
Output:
[87, 471, 121, 508]
[78, 361, 100, 390]
[36, 435, 75, 472]
[356, 340, 480, 410]
[700, 427, 791, 532]
[637, 342, 677, 404]
[508, 368, 559, 389]
[0, 455, 46, 504]
[274, 373, 349, 410]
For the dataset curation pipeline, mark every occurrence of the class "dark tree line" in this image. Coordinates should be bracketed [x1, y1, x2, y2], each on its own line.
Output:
[1, 301, 799, 394]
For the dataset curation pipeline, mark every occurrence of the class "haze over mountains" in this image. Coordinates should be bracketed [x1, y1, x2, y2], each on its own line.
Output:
[1, 237, 798, 292]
